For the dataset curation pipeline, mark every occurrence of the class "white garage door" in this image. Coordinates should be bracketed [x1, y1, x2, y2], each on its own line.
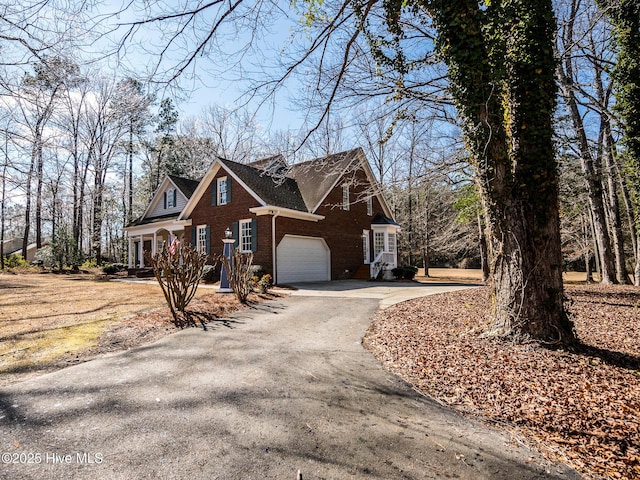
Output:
[277, 235, 330, 284]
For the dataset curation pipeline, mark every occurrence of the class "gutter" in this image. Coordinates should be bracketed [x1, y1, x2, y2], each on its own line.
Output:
[271, 210, 280, 284]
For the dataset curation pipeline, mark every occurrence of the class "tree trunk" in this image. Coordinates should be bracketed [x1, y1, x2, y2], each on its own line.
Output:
[35, 135, 43, 249]
[477, 214, 490, 283]
[603, 127, 631, 283]
[558, 61, 617, 284]
[431, 0, 576, 345]
[0, 145, 7, 270]
[92, 159, 104, 265]
[486, 193, 572, 342]
[21, 148, 36, 259]
[421, 213, 431, 278]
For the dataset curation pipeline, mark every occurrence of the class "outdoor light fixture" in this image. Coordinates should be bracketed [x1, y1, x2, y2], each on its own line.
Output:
[224, 227, 232, 239]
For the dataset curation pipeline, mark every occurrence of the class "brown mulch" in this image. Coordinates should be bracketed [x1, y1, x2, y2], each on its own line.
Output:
[363, 284, 640, 480]
[83, 291, 282, 357]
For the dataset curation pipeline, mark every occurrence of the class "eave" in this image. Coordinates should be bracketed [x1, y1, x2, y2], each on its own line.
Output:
[249, 206, 325, 222]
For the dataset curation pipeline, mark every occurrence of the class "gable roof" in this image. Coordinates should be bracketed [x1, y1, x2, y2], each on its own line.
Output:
[247, 154, 287, 172]
[217, 158, 308, 212]
[129, 175, 200, 227]
[168, 175, 200, 199]
[287, 148, 361, 212]
[180, 147, 394, 221]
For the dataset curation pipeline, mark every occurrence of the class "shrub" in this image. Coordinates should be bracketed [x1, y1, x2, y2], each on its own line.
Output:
[102, 263, 126, 275]
[3, 253, 29, 269]
[146, 243, 209, 328]
[219, 250, 254, 303]
[81, 259, 97, 269]
[391, 265, 419, 280]
[202, 264, 217, 283]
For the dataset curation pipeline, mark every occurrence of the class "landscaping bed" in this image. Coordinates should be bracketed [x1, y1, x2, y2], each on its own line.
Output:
[364, 284, 640, 480]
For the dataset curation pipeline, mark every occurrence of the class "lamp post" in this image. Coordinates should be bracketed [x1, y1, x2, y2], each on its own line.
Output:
[219, 227, 234, 293]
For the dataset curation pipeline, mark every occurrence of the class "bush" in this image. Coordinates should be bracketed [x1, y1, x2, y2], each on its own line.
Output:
[391, 265, 419, 280]
[202, 264, 217, 283]
[146, 243, 209, 328]
[3, 253, 29, 269]
[81, 259, 97, 269]
[102, 263, 126, 275]
[219, 250, 254, 303]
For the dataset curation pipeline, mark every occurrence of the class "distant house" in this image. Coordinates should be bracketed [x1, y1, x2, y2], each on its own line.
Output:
[124, 148, 400, 283]
[2, 237, 48, 263]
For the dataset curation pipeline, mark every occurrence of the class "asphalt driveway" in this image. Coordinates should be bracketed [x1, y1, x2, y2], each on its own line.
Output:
[0, 282, 579, 479]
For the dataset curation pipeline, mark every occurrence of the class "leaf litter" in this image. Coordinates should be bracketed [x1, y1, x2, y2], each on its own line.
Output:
[363, 285, 640, 480]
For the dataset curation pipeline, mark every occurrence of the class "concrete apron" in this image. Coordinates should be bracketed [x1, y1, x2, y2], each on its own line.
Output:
[0, 286, 580, 479]
[286, 280, 479, 309]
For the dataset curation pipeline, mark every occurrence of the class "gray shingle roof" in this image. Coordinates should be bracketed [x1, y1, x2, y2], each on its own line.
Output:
[168, 175, 200, 199]
[371, 213, 400, 226]
[287, 148, 362, 212]
[218, 158, 309, 212]
[220, 148, 363, 213]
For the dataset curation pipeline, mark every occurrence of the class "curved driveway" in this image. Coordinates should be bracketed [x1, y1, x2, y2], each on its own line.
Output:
[0, 281, 579, 479]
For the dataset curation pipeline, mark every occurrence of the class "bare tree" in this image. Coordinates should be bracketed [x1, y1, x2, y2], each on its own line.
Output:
[82, 75, 127, 264]
[556, 0, 618, 284]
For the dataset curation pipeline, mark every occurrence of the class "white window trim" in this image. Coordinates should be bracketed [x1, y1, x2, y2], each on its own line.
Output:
[197, 225, 207, 253]
[374, 231, 385, 257]
[366, 196, 373, 216]
[217, 177, 228, 205]
[239, 219, 253, 253]
[363, 230, 370, 264]
[167, 188, 175, 208]
[342, 184, 350, 211]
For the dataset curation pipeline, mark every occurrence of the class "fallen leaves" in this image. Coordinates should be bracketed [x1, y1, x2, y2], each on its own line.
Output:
[363, 285, 640, 480]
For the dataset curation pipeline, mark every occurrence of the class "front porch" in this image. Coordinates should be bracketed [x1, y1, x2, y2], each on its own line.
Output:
[123, 218, 191, 269]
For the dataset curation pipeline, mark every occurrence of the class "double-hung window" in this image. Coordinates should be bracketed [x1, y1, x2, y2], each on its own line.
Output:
[366, 196, 373, 216]
[217, 177, 228, 205]
[167, 188, 176, 208]
[197, 225, 207, 253]
[239, 219, 253, 252]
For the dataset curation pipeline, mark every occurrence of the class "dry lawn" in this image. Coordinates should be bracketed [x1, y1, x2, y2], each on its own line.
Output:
[0, 272, 266, 386]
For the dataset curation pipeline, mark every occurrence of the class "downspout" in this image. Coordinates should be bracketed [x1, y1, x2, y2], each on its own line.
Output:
[272, 210, 280, 284]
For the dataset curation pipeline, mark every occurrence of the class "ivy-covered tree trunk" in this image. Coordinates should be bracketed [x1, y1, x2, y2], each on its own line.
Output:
[427, 0, 576, 344]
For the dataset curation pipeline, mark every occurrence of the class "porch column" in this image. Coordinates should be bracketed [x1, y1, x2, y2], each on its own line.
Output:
[152, 231, 158, 257]
[127, 235, 133, 268]
[138, 235, 144, 268]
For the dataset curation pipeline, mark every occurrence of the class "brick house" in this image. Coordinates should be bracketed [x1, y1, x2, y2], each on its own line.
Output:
[124, 148, 400, 283]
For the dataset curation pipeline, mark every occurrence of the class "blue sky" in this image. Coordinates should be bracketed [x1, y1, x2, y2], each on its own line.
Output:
[95, 1, 309, 133]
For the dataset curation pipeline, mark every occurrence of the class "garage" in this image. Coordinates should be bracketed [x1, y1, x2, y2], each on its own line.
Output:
[276, 235, 331, 284]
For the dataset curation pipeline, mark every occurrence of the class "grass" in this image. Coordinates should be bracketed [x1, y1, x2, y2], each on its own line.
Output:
[0, 271, 211, 381]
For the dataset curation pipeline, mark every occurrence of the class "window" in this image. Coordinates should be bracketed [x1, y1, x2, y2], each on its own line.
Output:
[342, 185, 350, 211]
[362, 231, 370, 264]
[197, 225, 207, 253]
[240, 219, 253, 252]
[217, 177, 228, 205]
[167, 188, 176, 208]
[388, 233, 396, 253]
[366, 196, 373, 216]
[374, 231, 385, 257]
